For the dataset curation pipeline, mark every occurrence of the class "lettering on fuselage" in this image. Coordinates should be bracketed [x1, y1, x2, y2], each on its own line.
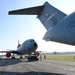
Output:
[44, 12, 57, 25]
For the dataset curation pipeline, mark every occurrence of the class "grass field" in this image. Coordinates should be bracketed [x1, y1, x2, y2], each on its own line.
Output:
[42, 54, 75, 61]
[1, 54, 75, 61]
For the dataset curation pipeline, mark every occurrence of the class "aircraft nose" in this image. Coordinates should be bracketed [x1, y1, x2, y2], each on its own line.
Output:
[34, 42, 38, 47]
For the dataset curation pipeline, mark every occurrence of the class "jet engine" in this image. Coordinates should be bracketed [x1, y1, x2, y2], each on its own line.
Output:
[36, 51, 40, 56]
[6, 52, 11, 57]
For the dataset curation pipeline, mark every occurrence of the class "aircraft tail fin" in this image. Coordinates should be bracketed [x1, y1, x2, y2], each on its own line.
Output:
[9, 2, 67, 30]
[17, 39, 21, 48]
[37, 2, 67, 30]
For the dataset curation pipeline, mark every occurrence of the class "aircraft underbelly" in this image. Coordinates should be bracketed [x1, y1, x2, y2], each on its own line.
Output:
[18, 45, 37, 55]
[43, 25, 75, 45]
[43, 12, 75, 45]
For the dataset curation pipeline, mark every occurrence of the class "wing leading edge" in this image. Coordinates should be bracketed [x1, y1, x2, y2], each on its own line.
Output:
[0, 50, 21, 55]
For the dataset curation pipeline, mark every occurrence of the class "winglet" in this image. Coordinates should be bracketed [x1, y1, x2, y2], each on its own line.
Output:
[8, 6, 44, 15]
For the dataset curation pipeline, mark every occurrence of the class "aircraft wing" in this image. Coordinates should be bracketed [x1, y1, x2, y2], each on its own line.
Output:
[9, 6, 44, 15]
[0, 50, 19, 54]
[0, 51, 9, 53]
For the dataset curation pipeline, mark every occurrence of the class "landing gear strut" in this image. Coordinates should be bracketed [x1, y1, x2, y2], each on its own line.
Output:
[11, 53, 15, 59]
[20, 55, 23, 59]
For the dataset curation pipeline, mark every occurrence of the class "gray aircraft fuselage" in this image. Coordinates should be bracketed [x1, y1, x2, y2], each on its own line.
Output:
[8, 2, 75, 46]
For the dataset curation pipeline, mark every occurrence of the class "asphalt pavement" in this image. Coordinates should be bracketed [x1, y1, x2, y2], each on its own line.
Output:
[0, 58, 75, 75]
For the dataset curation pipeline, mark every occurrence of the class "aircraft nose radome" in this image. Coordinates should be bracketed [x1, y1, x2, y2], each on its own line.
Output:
[34, 43, 38, 47]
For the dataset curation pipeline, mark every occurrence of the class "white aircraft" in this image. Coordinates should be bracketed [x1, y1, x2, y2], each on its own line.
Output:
[0, 39, 38, 60]
[8, 2, 75, 46]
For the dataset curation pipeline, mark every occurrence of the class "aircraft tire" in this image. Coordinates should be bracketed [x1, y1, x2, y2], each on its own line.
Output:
[11, 57, 15, 59]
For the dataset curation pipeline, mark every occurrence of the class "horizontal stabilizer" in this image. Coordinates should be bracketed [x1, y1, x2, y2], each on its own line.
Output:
[8, 1, 67, 30]
[9, 6, 44, 15]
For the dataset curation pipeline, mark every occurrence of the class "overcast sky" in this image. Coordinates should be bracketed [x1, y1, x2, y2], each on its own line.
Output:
[0, 0, 75, 52]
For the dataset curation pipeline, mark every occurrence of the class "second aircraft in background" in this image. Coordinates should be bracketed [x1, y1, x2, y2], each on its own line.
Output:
[0, 39, 39, 61]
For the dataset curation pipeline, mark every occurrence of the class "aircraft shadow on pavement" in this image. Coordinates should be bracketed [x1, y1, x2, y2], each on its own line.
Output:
[25, 60, 38, 62]
[0, 58, 22, 67]
[0, 71, 67, 75]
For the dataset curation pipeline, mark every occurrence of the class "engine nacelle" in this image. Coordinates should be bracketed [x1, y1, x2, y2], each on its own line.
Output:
[36, 51, 40, 56]
[6, 52, 11, 57]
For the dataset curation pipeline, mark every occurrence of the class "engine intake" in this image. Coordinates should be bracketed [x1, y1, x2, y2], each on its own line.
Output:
[6, 52, 11, 57]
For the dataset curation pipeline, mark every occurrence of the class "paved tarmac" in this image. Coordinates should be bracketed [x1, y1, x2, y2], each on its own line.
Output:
[0, 58, 75, 75]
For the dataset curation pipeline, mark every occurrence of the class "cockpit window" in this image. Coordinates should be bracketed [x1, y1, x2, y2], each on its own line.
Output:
[30, 40, 34, 42]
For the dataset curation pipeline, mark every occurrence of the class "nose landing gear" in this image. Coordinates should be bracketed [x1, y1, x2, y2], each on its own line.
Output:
[27, 52, 39, 61]
[28, 55, 39, 61]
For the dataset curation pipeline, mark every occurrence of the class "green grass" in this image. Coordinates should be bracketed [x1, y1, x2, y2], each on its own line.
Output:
[42, 54, 75, 61]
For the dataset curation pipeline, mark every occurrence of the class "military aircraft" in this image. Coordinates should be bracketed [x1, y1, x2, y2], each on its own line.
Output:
[0, 39, 38, 60]
[8, 2, 75, 45]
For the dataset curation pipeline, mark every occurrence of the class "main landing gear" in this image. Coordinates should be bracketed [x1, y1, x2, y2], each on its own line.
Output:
[27, 52, 39, 61]
[20, 55, 23, 59]
[11, 53, 15, 59]
[11, 54, 23, 59]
